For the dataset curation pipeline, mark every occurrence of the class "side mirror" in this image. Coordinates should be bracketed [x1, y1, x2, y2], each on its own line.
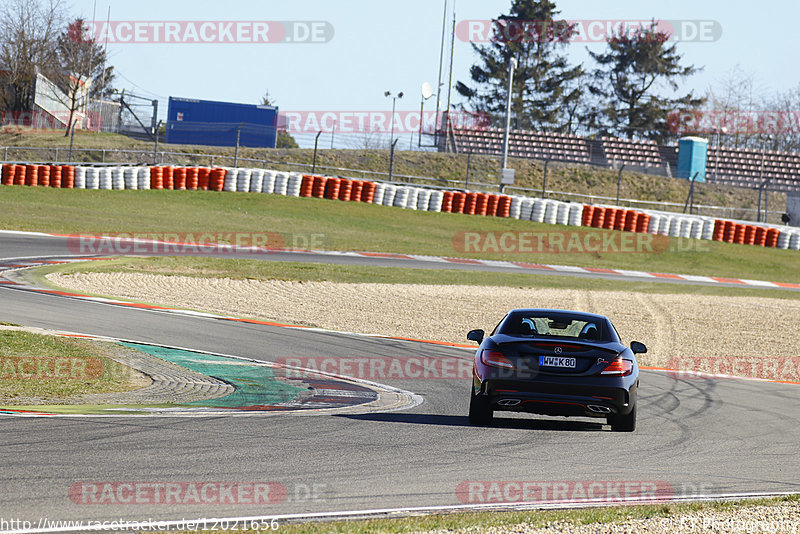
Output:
[467, 329, 485, 343]
[630, 341, 647, 354]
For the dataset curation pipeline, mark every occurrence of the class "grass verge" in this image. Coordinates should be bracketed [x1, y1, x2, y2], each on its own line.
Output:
[1, 187, 798, 283]
[0, 329, 141, 404]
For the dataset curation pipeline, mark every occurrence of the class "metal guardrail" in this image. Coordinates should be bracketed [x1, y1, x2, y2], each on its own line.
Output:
[0, 145, 786, 223]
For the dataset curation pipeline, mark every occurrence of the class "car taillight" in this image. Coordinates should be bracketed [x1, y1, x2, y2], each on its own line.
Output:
[599, 358, 633, 377]
[480, 350, 514, 369]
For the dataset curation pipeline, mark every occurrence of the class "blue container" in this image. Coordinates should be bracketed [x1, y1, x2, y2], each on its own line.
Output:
[676, 136, 708, 182]
[165, 97, 278, 148]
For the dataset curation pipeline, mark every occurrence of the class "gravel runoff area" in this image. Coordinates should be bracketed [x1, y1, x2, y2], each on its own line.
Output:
[44, 273, 800, 532]
[48, 272, 800, 370]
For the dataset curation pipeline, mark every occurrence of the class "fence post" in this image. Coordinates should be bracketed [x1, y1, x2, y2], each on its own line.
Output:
[312, 131, 322, 174]
[233, 123, 242, 168]
[542, 158, 552, 198]
[616, 164, 625, 205]
[465, 150, 472, 189]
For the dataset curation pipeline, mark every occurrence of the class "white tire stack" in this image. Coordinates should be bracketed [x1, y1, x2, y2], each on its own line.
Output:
[509, 196, 523, 219]
[261, 171, 276, 194]
[382, 184, 397, 206]
[372, 183, 387, 206]
[223, 168, 237, 192]
[272, 172, 289, 195]
[567, 203, 583, 226]
[647, 213, 662, 234]
[427, 190, 443, 211]
[543, 200, 558, 225]
[393, 186, 410, 208]
[98, 167, 112, 189]
[531, 199, 547, 222]
[236, 168, 251, 192]
[74, 166, 86, 189]
[286, 173, 302, 196]
[405, 187, 420, 210]
[249, 169, 264, 192]
[416, 189, 432, 212]
[520, 198, 534, 220]
[657, 216, 672, 235]
[701, 218, 715, 240]
[123, 167, 137, 189]
[85, 167, 99, 189]
[555, 202, 570, 225]
[789, 232, 800, 251]
[777, 230, 791, 250]
[689, 218, 703, 240]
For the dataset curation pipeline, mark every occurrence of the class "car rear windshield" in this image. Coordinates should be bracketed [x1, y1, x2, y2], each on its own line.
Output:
[500, 313, 610, 341]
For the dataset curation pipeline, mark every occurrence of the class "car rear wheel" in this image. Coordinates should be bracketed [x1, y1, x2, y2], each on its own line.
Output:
[469, 386, 493, 426]
[608, 403, 636, 432]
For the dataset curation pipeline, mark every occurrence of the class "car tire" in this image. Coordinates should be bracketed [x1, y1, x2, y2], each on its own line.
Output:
[608, 403, 636, 432]
[469, 386, 493, 426]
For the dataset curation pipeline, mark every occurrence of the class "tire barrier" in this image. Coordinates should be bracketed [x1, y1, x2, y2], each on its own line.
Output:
[415, 188, 431, 211]
[286, 173, 302, 197]
[163, 166, 175, 191]
[261, 171, 275, 194]
[451, 191, 466, 214]
[497, 195, 512, 218]
[324, 177, 340, 200]
[441, 191, 454, 213]
[427, 189, 443, 212]
[509, 196, 523, 219]
[521, 198, 535, 220]
[273, 172, 289, 196]
[1, 164, 14, 185]
[337, 178, 352, 201]
[111, 167, 125, 190]
[394, 186, 411, 209]
[2, 162, 795, 250]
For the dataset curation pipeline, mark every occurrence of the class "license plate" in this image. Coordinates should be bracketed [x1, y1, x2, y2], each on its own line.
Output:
[539, 356, 577, 368]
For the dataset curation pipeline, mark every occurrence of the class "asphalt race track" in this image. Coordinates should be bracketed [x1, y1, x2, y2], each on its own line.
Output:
[1, 231, 799, 529]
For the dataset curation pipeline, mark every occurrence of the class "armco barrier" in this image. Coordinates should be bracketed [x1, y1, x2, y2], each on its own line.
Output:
[1, 162, 795, 249]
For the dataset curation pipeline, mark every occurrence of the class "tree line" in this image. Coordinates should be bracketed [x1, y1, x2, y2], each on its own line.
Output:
[0, 0, 114, 135]
[455, 0, 800, 152]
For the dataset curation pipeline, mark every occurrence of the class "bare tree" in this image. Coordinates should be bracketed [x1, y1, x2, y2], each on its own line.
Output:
[0, 0, 65, 112]
[53, 18, 109, 135]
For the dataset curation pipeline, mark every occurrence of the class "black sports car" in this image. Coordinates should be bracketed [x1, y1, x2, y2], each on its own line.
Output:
[467, 309, 645, 431]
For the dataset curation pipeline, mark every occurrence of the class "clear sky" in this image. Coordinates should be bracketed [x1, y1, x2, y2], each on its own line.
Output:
[67, 0, 799, 148]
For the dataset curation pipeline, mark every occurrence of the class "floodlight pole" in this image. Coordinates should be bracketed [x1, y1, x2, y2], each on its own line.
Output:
[389, 138, 399, 182]
[500, 57, 517, 193]
[385, 91, 403, 150]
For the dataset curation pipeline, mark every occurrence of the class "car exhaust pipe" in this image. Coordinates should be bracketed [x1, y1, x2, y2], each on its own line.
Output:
[587, 404, 612, 413]
[497, 399, 521, 406]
